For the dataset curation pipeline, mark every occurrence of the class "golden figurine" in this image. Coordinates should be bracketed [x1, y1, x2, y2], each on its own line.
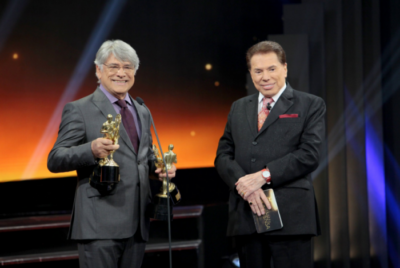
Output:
[153, 144, 163, 170]
[94, 114, 121, 187]
[164, 145, 177, 171]
[99, 114, 121, 167]
[152, 144, 181, 220]
[89, 114, 121, 194]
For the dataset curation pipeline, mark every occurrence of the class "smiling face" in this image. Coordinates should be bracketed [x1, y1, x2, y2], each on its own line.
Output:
[249, 52, 287, 98]
[96, 53, 135, 99]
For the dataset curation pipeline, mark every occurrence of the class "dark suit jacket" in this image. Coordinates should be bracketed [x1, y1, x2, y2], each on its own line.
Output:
[48, 88, 155, 241]
[215, 84, 325, 237]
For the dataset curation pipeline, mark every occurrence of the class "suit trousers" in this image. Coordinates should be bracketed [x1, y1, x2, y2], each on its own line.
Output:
[77, 231, 146, 268]
[236, 234, 313, 268]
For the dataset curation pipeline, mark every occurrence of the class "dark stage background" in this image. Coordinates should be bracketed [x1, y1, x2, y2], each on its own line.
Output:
[1, 0, 400, 268]
[0, 0, 299, 182]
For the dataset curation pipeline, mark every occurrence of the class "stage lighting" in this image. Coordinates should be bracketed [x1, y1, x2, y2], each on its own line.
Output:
[205, 63, 212, 70]
[13, 53, 18, 59]
[215, 81, 220, 86]
[229, 253, 240, 267]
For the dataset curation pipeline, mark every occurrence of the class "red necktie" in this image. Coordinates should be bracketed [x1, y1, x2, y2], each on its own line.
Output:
[116, 99, 139, 152]
[258, 97, 274, 131]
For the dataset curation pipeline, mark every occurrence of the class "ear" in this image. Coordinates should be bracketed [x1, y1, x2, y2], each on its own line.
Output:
[96, 65, 102, 80]
[284, 63, 288, 78]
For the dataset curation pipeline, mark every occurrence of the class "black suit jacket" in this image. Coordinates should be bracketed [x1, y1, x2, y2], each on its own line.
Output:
[215, 84, 325, 236]
[48, 88, 155, 241]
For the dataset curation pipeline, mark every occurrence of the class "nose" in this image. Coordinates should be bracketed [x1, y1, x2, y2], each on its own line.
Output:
[116, 68, 126, 76]
[261, 70, 269, 81]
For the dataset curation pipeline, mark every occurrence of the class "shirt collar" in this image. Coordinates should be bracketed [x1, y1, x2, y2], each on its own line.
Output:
[258, 83, 287, 104]
[99, 84, 133, 106]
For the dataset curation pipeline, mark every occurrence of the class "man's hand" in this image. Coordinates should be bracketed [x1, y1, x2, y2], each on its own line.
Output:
[155, 164, 177, 182]
[247, 189, 271, 216]
[235, 170, 266, 200]
[91, 138, 119, 159]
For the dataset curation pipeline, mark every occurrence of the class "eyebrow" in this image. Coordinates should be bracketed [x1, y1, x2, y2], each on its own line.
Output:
[254, 65, 277, 70]
[107, 63, 133, 67]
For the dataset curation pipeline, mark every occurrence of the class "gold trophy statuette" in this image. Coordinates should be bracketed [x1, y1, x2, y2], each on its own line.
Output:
[90, 114, 121, 193]
[152, 144, 181, 221]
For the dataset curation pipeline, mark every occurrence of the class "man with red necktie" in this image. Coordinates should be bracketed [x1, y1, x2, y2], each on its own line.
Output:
[215, 41, 325, 268]
[48, 40, 176, 268]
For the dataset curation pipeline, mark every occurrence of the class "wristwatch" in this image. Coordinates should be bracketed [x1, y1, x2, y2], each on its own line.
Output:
[261, 168, 271, 184]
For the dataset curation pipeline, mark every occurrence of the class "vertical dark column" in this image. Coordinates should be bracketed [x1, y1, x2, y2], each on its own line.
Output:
[280, 3, 330, 267]
[267, 34, 309, 92]
[362, 0, 388, 267]
[283, 3, 325, 98]
[321, 0, 351, 267]
[342, 0, 370, 267]
[381, 0, 400, 267]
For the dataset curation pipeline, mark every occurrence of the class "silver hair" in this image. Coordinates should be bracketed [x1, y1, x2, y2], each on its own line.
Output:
[94, 40, 140, 80]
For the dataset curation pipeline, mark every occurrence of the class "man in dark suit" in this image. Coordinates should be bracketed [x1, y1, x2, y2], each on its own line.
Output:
[215, 41, 325, 267]
[48, 40, 176, 268]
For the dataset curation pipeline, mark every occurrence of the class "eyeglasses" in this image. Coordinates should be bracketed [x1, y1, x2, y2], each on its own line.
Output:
[103, 63, 135, 74]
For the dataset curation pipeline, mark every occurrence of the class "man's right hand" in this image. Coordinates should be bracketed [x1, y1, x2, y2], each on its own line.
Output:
[91, 138, 119, 159]
[247, 188, 271, 216]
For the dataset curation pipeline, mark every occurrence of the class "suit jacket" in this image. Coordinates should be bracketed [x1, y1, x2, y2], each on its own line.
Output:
[48, 87, 155, 241]
[215, 84, 325, 237]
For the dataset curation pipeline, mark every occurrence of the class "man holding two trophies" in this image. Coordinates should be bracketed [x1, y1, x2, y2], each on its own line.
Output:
[48, 40, 176, 268]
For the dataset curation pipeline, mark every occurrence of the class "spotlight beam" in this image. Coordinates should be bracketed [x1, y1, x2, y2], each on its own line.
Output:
[313, 26, 400, 178]
[22, 0, 127, 179]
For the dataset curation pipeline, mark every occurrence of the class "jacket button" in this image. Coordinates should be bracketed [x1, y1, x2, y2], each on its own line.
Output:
[251, 158, 256, 162]
[252, 141, 257, 145]
[137, 161, 141, 165]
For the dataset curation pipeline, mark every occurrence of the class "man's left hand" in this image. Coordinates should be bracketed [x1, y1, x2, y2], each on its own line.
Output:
[155, 164, 177, 181]
[235, 170, 265, 200]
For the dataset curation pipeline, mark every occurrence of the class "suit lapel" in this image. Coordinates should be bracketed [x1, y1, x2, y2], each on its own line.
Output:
[92, 88, 136, 155]
[246, 94, 259, 136]
[256, 85, 294, 137]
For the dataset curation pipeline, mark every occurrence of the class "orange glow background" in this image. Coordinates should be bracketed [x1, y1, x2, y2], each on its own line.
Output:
[0, 54, 245, 183]
[0, 1, 252, 183]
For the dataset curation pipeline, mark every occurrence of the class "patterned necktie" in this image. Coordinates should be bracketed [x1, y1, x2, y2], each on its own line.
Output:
[258, 97, 274, 131]
[116, 99, 139, 152]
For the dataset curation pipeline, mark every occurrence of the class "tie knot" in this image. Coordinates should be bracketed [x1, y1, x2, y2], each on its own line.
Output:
[263, 97, 273, 106]
[116, 99, 128, 108]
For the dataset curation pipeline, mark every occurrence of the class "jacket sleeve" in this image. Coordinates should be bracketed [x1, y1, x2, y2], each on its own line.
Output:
[267, 97, 326, 187]
[214, 102, 247, 191]
[47, 102, 97, 173]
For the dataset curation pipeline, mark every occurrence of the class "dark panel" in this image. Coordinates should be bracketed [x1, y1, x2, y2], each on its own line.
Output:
[283, 3, 325, 98]
[381, 0, 400, 267]
[278, 4, 330, 267]
[342, 0, 370, 267]
[323, 0, 351, 267]
[268, 34, 309, 92]
[362, 0, 388, 267]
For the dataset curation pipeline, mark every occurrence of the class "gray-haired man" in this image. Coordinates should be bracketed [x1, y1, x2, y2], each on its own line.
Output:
[48, 40, 176, 268]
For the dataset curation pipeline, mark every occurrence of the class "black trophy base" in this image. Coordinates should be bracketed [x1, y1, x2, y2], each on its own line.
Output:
[100, 166, 120, 183]
[90, 165, 120, 195]
[152, 195, 174, 221]
[169, 184, 181, 205]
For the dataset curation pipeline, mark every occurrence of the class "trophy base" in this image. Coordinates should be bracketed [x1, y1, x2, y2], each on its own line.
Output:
[168, 183, 181, 205]
[158, 183, 181, 205]
[90, 165, 120, 195]
[152, 195, 174, 221]
[100, 166, 120, 183]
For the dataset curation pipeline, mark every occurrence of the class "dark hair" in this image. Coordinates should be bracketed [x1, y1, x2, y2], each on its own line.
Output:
[246, 41, 286, 70]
